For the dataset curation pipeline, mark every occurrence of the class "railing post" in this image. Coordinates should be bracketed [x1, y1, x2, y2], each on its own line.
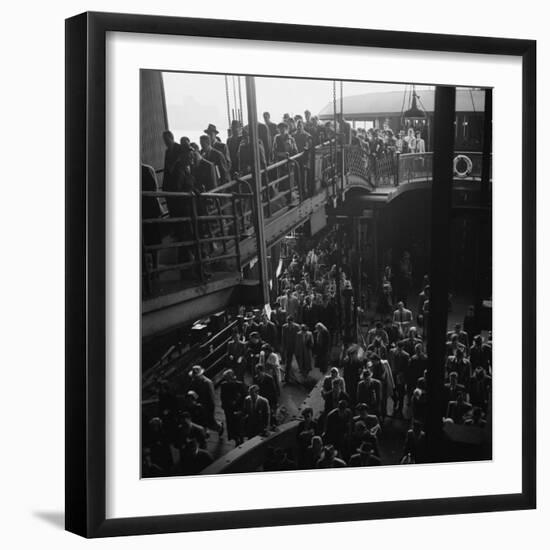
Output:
[191, 194, 205, 282]
[231, 194, 242, 274]
[263, 169, 272, 219]
[245, 76, 270, 305]
[395, 151, 400, 186]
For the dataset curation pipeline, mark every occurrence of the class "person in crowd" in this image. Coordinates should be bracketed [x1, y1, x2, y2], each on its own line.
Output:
[174, 437, 213, 475]
[443, 371, 466, 407]
[263, 111, 278, 143]
[323, 378, 351, 416]
[254, 363, 278, 416]
[446, 333, 466, 359]
[353, 402, 382, 437]
[408, 343, 428, 400]
[393, 301, 413, 337]
[219, 369, 247, 446]
[313, 322, 330, 374]
[367, 336, 388, 360]
[470, 334, 492, 371]
[410, 387, 427, 424]
[349, 441, 382, 467]
[323, 396, 353, 451]
[226, 326, 247, 380]
[204, 123, 231, 169]
[182, 390, 206, 427]
[295, 324, 314, 377]
[367, 321, 389, 347]
[272, 122, 298, 160]
[189, 365, 224, 436]
[199, 134, 230, 186]
[294, 119, 313, 153]
[281, 315, 300, 384]
[400, 326, 422, 357]
[464, 407, 487, 428]
[369, 355, 394, 421]
[404, 128, 416, 153]
[173, 410, 207, 449]
[356, 367, 382, 418]
[469, 366, 492, 412]
[162, 130, 182, 190]
[245, 330, 263, 377]
[296, 407, 319, 464]
[402, 419, 426, 464]
[390, 340, 410, 417]
[259, 312, 278, 350]
[414, 130, 426, 153]
[261, 343, 282, 397]
[242, 384, 270, 438]
[446, 392, 473, 424]
[143, 417, 173, 475]
[446, 347, 471, 386]
[447, 323, 470, 351]
[345, 417, 381, 462]
[342, 345, 363, 407]
[236, 127, 267, 174]
[303, 435, 324, 469]
[226, 119, 244, 172]
[316, 444, 347, 468]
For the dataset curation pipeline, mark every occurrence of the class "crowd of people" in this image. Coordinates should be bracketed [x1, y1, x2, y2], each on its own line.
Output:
[145, 110, 429, 205]
[143, 222, 491, 476]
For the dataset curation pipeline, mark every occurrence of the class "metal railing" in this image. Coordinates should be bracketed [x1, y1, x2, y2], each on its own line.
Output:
[142, 190, 251, 296]
[396, 151, 489, 186]
[143, 141, 338, 299]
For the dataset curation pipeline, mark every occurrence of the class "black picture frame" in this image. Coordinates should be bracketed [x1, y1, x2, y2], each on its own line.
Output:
[65, 11, 536, 538]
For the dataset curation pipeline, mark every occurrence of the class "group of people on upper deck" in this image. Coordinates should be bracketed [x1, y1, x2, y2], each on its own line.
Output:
[155, 110, 428, 196]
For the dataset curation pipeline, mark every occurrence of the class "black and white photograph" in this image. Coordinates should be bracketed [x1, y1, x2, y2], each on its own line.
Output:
[141, 71, 493, 478]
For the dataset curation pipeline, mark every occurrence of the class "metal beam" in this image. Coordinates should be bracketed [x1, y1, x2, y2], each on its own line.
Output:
[426, 86, 456, 462]
[245, 76, 270, 305]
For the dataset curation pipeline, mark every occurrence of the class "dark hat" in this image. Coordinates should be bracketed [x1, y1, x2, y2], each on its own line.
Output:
[204, 123, 219, 135]
[231, 119, 241, 128]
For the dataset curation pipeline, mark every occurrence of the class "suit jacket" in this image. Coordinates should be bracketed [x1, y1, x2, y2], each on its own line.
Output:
[314, 326, 330, 354]
[243, 395, 270, 436]
[281, 321, 300, 351]
[260, 320, 278, 348]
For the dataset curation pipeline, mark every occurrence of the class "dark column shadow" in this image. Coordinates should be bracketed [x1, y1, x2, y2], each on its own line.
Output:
[33, 511, 65, 530]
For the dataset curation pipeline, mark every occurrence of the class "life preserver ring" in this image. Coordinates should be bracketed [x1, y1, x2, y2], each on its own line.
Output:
[453, 154, 473, 178]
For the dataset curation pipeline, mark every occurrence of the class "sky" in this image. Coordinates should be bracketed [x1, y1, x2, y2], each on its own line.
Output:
[162, 71, 432, 143]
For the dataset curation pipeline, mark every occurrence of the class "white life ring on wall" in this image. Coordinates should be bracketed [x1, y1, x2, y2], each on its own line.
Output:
[453, 154, 473, 178]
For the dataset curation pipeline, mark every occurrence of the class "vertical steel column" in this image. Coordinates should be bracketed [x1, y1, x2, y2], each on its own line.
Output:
[245, 76, 270, 305]
[426, 86, 456, 462]
[474, 88, 493, 330]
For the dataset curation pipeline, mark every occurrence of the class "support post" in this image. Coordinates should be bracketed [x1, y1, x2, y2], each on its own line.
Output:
[245, 76, 270, 305]
[426, 86, 456, 463]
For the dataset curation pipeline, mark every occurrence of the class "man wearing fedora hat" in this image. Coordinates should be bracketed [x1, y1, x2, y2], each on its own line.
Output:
[199, 134, 230, 184]
[226, 120, 243, 172]
[204, 123, 231, 168]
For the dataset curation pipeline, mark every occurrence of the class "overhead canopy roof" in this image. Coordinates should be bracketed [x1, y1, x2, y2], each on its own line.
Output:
[318, 88, 485, 120]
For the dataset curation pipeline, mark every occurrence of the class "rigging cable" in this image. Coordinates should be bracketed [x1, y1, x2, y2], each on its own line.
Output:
[238, 77, 244, 124]
[224, 75, 231, 129]
[232, 75, 238, 124]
